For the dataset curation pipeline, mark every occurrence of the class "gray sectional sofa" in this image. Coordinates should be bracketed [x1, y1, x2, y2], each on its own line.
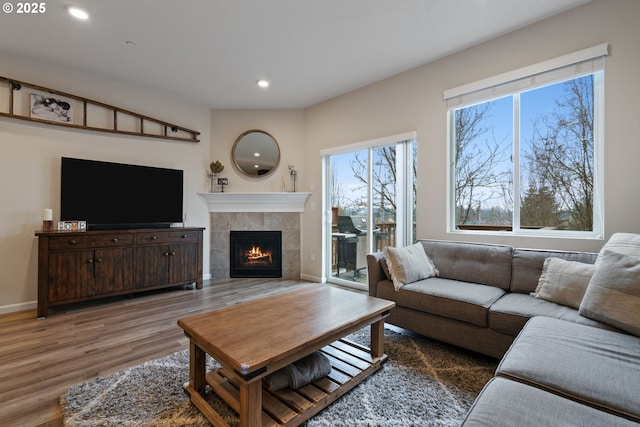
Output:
[462, 316, 640, 425]
[367, 237, 640, 425]
[367, 239, 614, 358]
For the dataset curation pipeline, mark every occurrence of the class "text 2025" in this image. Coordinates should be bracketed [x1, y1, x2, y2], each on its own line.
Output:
[17, 2, 46, 13]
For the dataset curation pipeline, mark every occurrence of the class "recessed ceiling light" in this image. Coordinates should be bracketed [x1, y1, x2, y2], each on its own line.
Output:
[257, 79, 270, 88]
[68, 6, 89, 20]
[254, 152, 260, 157]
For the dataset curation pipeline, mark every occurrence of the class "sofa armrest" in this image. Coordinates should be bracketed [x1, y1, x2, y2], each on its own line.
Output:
[366, 252, 386, 297]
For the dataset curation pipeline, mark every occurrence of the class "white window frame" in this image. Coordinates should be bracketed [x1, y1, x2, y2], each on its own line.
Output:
[320, 132, 416, 286]
[444, 44, 608, 239]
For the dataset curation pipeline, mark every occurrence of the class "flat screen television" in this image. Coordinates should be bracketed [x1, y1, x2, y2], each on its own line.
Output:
[60, 157, 184, 229]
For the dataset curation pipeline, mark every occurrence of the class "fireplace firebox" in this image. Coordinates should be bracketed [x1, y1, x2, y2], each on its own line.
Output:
[230, 231, 282, 278]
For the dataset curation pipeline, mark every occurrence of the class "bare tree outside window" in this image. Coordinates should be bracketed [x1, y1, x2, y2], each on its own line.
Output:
[522, 76, 594, 231]
[452, 74, 596, 233]
[453, 101, 512, 227]
[351, 147, 396, 219]
[350, 143, 417, 226]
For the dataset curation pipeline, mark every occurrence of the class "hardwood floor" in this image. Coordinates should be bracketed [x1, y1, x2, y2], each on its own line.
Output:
[0, 278, 318, 427]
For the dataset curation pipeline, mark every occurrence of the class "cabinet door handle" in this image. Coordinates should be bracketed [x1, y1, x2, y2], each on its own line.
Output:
[171, 251, 176, 256]
[112, 238, 118, 242]
[87, 259, 93, 263]
[182, 234, 188, 238]
[70, 240, 77, 244]
[163, 252, 170, 256]
[96, 258, 103, 263]
[151, 236, 157, 240]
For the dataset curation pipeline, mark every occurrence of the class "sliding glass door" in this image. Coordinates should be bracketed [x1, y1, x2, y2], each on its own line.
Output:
[323, 133, 416, 289]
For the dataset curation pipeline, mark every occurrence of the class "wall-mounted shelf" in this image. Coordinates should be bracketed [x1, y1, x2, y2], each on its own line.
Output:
[0, 76, 200, 142]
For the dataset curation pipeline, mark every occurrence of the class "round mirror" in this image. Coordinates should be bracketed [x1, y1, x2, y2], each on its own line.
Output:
[231, 130, 280, 177]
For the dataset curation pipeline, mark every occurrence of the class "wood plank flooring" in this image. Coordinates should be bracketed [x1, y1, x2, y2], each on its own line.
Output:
[0, 278, 318, 427]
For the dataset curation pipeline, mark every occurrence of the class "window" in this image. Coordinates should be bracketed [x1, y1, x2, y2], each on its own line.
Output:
[445, 44, 607, 237]
[322, 133, 416, 288]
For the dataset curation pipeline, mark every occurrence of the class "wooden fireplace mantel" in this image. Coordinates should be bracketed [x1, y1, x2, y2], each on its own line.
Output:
[198, 192, 311, 212]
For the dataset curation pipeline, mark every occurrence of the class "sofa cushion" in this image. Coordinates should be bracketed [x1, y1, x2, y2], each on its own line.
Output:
[531, 257, 595, 309]
[510, 248, 597, 294]
[377, 277, 505, 327]
[580, 250, 640, 336]
[496, 317, 640, 422]
[489, 293, 615, 336]
[461, 377, 638, 427]
[420, 240, 512, 290]
[383, 242, 438, 291]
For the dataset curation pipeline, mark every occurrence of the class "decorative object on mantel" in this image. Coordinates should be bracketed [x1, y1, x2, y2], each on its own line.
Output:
[288, 165, 297, 192]
[207, 160, 226, 192]
[210, 160, 224, 174]
[217, 177, 228, 192]
[0, 76, 200, 142]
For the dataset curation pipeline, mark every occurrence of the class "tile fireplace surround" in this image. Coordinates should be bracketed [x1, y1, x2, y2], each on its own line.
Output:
[200, 192, 311, 280]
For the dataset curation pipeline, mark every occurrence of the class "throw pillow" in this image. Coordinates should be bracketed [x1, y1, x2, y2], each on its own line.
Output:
[579, 250, 640, 336]
[383, 242, 438, 291]
[595, 232, 640, 266]
[532, 257, 595, 309]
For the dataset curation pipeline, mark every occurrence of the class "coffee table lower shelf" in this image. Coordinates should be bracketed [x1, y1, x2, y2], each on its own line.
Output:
[184, 337, 388, 427]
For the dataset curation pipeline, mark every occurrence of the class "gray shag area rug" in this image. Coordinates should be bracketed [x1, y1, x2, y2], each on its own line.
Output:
[61, 328, 497, 426]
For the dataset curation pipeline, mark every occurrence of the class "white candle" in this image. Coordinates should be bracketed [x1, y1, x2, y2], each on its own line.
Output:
[43, 208, 53, 221]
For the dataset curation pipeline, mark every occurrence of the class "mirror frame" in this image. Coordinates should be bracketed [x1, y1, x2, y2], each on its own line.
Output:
[231, 129, 281, 178]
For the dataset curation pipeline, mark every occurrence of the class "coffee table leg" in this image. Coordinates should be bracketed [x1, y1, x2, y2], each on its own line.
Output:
[190, 341, 206, 393]
[370, 319, 385, 358]
[239, 379, 262, 427]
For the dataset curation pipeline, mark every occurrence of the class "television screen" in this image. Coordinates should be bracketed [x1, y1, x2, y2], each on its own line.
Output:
[61, 157, 184, 229]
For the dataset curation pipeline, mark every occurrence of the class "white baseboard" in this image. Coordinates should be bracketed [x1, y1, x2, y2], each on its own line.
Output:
[300, 273, 324, 283]
[0, 300, 36, 315]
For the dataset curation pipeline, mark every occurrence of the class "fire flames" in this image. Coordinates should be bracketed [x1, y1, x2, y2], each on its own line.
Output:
[243, 245, 272, 264]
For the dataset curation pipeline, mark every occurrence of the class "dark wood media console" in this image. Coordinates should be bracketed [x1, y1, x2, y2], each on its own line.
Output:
[35, 227, 204, 318]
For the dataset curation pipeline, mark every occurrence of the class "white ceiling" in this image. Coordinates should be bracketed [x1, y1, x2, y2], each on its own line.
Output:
[0, 0, 591, 109]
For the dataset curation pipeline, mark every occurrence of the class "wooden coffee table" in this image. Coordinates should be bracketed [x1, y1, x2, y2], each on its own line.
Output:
[178, 285, 395, 427]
